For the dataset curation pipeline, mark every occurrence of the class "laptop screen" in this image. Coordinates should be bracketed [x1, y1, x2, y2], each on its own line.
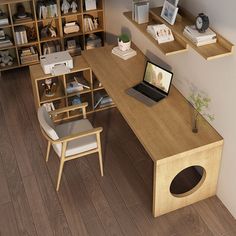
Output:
[143, 61, 173, 95]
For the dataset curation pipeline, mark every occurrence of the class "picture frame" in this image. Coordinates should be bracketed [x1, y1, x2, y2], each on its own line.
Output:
[161, 0, 178, 25]
[85, 0, 97, 11]
[167, 0, 179, 7]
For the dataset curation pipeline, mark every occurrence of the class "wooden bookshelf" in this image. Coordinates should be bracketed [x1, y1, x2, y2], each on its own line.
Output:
[149, 7, 234, 60]
[30, 55, 115, 122]
[0, 0, 105, 71]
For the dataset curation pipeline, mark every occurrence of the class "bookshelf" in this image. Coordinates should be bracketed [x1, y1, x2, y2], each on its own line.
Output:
[123, 7, 234, 60]
[0, 0, 105, 72]
[30, 55, 115, 122]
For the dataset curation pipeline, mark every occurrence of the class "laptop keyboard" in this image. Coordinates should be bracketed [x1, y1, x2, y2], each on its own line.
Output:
[133, 83, 163, 101]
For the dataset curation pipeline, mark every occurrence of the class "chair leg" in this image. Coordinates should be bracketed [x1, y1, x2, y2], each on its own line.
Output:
[46, 141, 51, 162]
[56, 159, 65, 191]
[98, 149, 104, 177]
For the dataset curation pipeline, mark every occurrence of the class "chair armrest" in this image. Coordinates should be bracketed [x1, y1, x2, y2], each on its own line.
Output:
[53, 127, 103, 144]
[49, 103, 88, 118]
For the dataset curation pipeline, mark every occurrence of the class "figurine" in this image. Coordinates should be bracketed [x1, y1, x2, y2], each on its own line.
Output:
[42, 78, 56, 96]
[16, 3, 27, 18]
[93, 18, 98, 29]
[71, 1, 78, 13]
[0, 50, 13, 67]
[61, 0, 70, 14]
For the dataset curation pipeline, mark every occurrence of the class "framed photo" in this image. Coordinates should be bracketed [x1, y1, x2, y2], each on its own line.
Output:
[161, 0, 178, 25]
[167, 0, 179, 7]
[85, 0, 97, 11]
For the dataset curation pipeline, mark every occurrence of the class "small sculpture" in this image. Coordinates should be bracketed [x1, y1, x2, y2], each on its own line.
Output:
[16, 3, 27, 18]
[71, 1, 78, 13]
[61, 0, 70, 14]
[93, 18, 98, 29]
[42, 78, 56, 97]
[0, 50, 13, 67]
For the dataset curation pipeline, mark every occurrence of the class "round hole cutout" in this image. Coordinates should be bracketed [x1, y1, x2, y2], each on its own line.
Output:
[170, 166, 206, 198]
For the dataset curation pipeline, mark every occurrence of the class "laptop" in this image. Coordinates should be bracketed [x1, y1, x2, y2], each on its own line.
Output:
[126, 61, 173, 106]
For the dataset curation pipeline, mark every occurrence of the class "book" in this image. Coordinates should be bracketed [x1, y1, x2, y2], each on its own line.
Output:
[112, 46, 137, 60]
[183, 31, 217, 46]
[184, 25, 216, 41]
[147, 24, 174, 44]
[135, 2, 149, 24]
[132, 0, 149, 21]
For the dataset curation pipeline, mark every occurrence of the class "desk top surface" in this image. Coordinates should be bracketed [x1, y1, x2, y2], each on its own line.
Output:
[82, 46, 222, 162]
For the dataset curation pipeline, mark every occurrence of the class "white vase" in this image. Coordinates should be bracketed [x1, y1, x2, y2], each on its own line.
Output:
[118, 39, 131, 51]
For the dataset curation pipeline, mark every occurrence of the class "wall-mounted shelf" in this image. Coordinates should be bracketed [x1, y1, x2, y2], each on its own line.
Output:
[123, 11, 188, 56]
[150, 7, 234, 60]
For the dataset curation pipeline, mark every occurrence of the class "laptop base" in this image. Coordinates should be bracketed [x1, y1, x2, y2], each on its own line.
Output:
[126, 87, 164, 106]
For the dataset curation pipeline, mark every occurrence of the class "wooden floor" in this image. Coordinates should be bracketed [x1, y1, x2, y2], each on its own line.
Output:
[0, 68, 235, 236]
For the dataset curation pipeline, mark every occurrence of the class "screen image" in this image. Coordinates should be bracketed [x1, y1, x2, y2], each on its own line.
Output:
[144, 62, 173, 93]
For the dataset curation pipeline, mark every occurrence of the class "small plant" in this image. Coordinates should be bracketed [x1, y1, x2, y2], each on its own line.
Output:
[189, 92, 214, 133]
[118, 33, 130, 43]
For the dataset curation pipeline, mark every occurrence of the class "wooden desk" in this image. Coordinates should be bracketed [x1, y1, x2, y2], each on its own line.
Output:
[82, 46, 223, 217]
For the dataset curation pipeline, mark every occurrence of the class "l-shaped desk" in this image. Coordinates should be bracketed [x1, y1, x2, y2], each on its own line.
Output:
[82, 46, 223, 217]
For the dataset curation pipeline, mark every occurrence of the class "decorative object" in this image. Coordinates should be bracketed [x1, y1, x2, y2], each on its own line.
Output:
[189, 92, 214, 133]
[16, 3, 27, 19]
[147, 24, 174, 44]
[93, 17, 98, 29]
[63, 22, 80, 34]
[0, 9, 9, 26]
[42, 78, 57, 97]
[195, 13, 209, 33]
[85, 0, 97, 11]
[26, 26, 37, 41]
[161, 0, 178, 25]
[61, 0, 71, 14]
[118, 34, 131, 51]
[86, 33, 102, 49]
[0, 50, 13, 67]
[37, 0, 58, 19]
[71, 1, 78, 13]
[167, 0, 179, 7]
[40, 21, 57, 38]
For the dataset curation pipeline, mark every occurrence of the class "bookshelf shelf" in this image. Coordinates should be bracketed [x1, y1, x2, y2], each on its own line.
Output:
[123, 7, 234, 60]
[123, 11, 188, 56]
[0, 0, 105, 72]
[149, 7, 234, 60]
[30, 55, 115, 122]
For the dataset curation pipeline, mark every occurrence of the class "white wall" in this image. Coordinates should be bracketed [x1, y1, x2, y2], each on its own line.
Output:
[105, 0, 236, 218]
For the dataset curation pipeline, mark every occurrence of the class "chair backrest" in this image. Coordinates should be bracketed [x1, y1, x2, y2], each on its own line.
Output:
[37, 106, 59, 141]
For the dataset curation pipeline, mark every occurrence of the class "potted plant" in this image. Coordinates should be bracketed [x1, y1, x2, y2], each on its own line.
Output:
[189, 92, 214, 133]
[118, 33, 131, 51]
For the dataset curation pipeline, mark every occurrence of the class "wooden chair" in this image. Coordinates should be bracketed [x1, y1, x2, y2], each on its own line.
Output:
[37, 102, 103, 191]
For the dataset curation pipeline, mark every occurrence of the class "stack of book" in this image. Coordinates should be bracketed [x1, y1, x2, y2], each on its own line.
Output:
[15, 26, 28, 45]
[20, 47, 39, 65]
[84, 16, 98, 32]
[183, 25, 217, 46]
[132, 0, 149, 24]
[112, 46, 137, 60]
[0, 31, 13, 48]
[0, 12, 9, 26]
[86, 34, 102, 49]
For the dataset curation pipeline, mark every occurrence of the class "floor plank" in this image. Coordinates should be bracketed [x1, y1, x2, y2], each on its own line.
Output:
[0, 202, 20, 236]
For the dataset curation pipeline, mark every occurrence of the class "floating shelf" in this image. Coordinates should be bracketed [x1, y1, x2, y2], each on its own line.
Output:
[150, 7, 234, 60]
[123, 11, 188, 56]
